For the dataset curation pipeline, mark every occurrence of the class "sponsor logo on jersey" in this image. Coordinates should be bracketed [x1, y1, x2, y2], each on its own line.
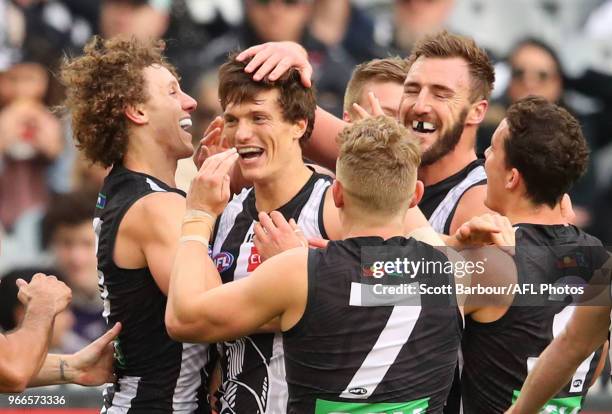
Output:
[348, 387, 368, 396]
[96, 193, 107, 209]
[214, 252, 235, 273]
[247, 246, 261, 272]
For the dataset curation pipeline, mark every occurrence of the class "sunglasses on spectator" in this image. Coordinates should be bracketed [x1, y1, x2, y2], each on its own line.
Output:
[253, 0, 305, 5]
[511, 67, 556, 83]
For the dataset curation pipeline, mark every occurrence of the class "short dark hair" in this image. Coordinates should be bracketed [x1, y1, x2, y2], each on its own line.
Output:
[41, 190, 98, 248]
[504, 96, 589, 208]
[0, 267, 63, 331]
[217, 53, 316, 146]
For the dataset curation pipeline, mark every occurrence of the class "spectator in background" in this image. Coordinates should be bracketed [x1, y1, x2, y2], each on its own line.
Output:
[342, 56, 408, 122]
[478, 38, 599, 228]
[99, 0, 168, 41]
[0, 61, 63, 232]
[0, 267, 75, 353]
[196, 0, 356, 116]
[374, 0, 456, 57]
[71, 152, 109, 192]
[41, 190, 106, 351]
[309, 0, 380, 63]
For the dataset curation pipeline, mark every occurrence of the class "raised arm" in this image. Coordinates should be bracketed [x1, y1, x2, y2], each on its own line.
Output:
[166, 148, 307, 342]
[0, 274, 71, 393]
[507, 305, 611, 414]
[237, 41, 345, 170]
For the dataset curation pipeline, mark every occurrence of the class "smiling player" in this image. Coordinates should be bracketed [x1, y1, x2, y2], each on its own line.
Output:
[61, 36, 212, 413]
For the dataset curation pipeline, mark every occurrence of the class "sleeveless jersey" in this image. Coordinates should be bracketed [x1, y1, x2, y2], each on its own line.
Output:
[211, 171, 331, 413]
[420, 159, 487, 235]
[461, 224, 609, 413]
[95, 165, 212, 413]
[284, 236, 462, 414]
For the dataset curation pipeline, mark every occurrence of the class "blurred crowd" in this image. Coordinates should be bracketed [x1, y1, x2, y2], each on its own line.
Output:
[1, 0, 612, 354]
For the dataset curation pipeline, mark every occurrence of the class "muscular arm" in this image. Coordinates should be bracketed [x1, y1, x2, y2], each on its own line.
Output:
[303, 107, 345, 170]
[509, 305, 611, 414]
[0, 303, 55, 392]
[115, 192, 186, 295]
[166, 239, 308, 343]
[28, 322, 120, 388]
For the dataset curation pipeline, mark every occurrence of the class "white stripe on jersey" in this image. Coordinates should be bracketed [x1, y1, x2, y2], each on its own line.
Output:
[213, 177, 331, 414]
[103, 376, 139, 413]
[146, 178, 167, 192]
[213, 188, 251, 254]
[173, 343, 209, 412]
[429, 165, 486, 233]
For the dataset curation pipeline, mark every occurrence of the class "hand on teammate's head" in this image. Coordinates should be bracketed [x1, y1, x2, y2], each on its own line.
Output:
[253, 211, 308, 261]
[187, 148, 239, 217]
[236, 42, 313, 88]
[16, 273, 72, 315]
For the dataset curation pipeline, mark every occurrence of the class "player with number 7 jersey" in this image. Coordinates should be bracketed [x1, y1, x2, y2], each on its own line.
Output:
[167, 117, 485, 414]
[283, 235, 461, 414]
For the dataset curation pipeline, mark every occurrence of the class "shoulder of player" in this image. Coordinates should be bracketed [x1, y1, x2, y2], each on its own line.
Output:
[122, 191, 186, 239]
[450, 184, 491, 233]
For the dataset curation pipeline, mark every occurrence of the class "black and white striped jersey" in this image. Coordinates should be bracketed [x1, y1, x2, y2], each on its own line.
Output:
[283, 236, 462, 414]
[211, 171, 332, 414]
[420, 159, 487, 235]
[94, 164, 212, 413]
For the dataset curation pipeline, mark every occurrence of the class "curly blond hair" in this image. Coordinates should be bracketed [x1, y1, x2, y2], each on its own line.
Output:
[60, 36, 177, 167]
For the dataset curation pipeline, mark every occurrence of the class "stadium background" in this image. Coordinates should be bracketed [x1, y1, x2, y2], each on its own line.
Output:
[1, 0, 611, 412]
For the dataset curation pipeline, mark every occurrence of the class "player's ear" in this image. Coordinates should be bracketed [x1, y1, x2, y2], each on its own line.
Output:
[409, 180, 424, 208]
[332, 180, 344, 208]
[506, 167, 520, 191]
[125, 103, 148, 125]
[466, 99, 488, 126]
[342, 111, 352, 123]
[292, 119, 308, 141]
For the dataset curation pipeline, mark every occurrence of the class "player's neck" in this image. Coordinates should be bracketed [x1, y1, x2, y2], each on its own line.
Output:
[418, 145, 477, 187]
[504, 197, 567, 226]
[254, 162, 312, 212]
[341, 212, 406, 240]
[122, 140, 178, 188]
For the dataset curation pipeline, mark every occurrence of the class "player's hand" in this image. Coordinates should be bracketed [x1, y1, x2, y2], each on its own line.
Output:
[454, 213, 516, 254]
[16, 273, 72, 315]
[66, 322, 122, 386]
[193, 116, 228, 169]
[307, 237, 329, 248]
[236, 42, 313, 87]
[253, 211, 307, 261]
[351, 92, 385, 121]
[187, 148, 239, 216]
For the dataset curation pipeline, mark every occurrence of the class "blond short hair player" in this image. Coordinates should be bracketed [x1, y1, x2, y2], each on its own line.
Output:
[166, 116, 462, 413]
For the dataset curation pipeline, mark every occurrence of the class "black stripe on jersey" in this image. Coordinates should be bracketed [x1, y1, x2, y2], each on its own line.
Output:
[318, 186, 330, 240]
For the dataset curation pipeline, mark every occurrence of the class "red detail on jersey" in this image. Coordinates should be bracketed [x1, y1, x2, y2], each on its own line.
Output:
[247, 246, 261, 272]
